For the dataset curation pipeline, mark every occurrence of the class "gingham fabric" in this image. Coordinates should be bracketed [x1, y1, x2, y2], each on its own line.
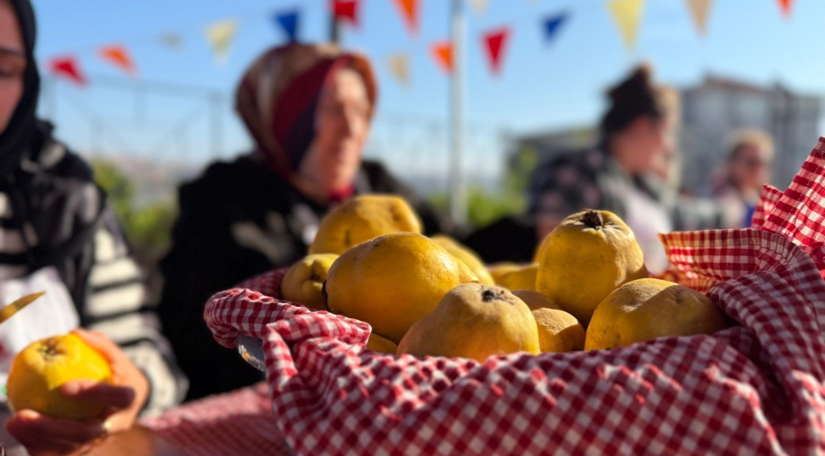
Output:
[141, 382, 290, 456]
[168, 138, 825, 455]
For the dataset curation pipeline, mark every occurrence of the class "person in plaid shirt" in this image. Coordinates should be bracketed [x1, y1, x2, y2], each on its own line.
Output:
[528, 65, 735, 273]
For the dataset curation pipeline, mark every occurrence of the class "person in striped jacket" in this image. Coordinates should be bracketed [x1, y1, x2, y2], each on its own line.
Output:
[0, 0, 186, 454]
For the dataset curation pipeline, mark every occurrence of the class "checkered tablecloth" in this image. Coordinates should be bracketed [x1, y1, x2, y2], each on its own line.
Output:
[141, 382, 290, 456]
[156, 138, 825, 455]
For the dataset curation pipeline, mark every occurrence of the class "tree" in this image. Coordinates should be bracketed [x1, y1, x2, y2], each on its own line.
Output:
[90, 160, 177, 265]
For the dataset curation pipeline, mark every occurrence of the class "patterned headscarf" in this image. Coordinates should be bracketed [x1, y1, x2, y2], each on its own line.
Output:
[235, 43, 377, 180]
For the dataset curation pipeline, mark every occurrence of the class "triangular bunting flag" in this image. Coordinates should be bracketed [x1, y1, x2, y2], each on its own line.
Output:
[393, 0, 419, 34]
[98, 45, 136, 76]
[470, 0, 488, 16]
[332, 0, 360, 27]
[387, 53, 410, 86]
[481, 27, 511, 76]
[158, 33, 183, 49]
[607, 0, 646, 50]
[274, 9, 300, 42]
[48, 56, 86, 86]
[431, 41, 453, 74]
[684, 0, 712, 35]
[777, 0, 792, 17]
[205, 19, 238, 64]
[543, 12, 569, 44]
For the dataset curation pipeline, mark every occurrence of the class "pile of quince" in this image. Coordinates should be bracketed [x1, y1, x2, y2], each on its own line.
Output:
[280, 195, 727, 362]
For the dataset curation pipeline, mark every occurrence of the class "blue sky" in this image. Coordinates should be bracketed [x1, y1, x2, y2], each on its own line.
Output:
[28, 0, 825, 187]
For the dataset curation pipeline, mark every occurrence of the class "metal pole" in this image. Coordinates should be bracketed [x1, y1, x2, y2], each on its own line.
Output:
[449, 0, 467, 225]
[330, 15, 341, 44]
[135, 83, 146, 125]
[43, 76, 56, 121]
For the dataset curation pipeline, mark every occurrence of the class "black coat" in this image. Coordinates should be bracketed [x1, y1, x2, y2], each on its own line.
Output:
[159, 156, 450, 400]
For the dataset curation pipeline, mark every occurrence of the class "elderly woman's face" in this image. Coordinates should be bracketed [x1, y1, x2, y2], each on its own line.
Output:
[0, 0, 26, 135]
[305, 68, 371, 193]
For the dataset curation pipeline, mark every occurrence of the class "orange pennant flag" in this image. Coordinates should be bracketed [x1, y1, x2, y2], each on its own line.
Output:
[394, 0, 419, 35]
[684, 0, 713, 35]
[98, 45, 136, 76]
[431, 41, 453, 73]
[777, 0, 792, 17]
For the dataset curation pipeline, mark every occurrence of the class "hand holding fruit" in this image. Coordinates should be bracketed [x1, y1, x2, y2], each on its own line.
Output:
[5, 329, 149, 456]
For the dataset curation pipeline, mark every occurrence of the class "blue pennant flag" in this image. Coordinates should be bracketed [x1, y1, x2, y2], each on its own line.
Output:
[274, 9, 300, 42]
[543, 12, 569, 45]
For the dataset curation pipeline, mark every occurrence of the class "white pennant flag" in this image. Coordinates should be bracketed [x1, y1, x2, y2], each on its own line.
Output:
[387, 53, 410, 86]
[205, 19, 238, 64]
[158, 33, 183, 50]
[470, 0, 488, 15]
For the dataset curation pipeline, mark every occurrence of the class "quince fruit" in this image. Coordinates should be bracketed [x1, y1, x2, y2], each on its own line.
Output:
[280, 253, 338, 310]
[496, 263, 539, 291]
[431, 235, 495, 285]
[531, 308, 585, 353]
[365, 333, 398, 354]
[397, 283, 540, 362]
[309, 195, 421, 255]
[488, 262, 521, 286]
[7, 333, 112, 420]
[585, 278, 727, 351]
[324, 232, 478, 343]
[536, 210, 648, 326]
[511, 289, 560, 311]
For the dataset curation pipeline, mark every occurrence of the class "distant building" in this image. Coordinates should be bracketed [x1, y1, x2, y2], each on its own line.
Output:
[681, 75, 821, 193]
[511, 75, 821, 200]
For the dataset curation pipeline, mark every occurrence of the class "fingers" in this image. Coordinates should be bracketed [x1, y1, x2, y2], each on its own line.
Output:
[6, 409, 106, 452]
[71, 328, 121, 364]
[60, 380, 135, 412]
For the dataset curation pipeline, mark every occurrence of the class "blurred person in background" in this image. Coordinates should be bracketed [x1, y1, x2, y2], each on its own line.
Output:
[709, 129, 775, 228]
[527, 64, 737, 273]
[0, 0, 185, 454]
[159, 43, 450, 401]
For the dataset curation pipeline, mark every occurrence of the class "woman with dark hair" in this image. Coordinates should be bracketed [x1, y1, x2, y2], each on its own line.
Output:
[0, 0, 185, 454]
[158, 43, 450, 401]
[527, 64, 728, 272]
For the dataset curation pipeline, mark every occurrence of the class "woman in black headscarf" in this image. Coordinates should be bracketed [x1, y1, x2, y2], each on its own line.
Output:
[0, 0, 184, 454]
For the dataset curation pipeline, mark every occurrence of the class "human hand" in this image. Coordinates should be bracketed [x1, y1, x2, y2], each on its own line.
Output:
[6, 329, 149, 455]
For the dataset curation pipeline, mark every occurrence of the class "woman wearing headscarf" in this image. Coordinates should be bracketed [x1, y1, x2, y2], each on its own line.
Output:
[159, 43, 450, 401]
[0, 0, 185, 454]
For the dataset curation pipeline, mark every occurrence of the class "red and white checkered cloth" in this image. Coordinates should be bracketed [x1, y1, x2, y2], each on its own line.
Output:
[168, 138, 825, 455]
[141, 382, 290, 456]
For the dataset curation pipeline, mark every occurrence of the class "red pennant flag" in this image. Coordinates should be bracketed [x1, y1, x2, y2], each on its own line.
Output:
[777, 0, 792, 17]
[332, 0, 360, 27]
[431, 41, 453, 74]
[98, 45, 136, 76]
[482, 27, 511, 76]
[48, 56, 86, 86]
[393, 0, 419, 35]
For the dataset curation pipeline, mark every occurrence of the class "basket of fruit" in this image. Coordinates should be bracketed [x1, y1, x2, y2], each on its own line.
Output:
[203, 139, 825, 455]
